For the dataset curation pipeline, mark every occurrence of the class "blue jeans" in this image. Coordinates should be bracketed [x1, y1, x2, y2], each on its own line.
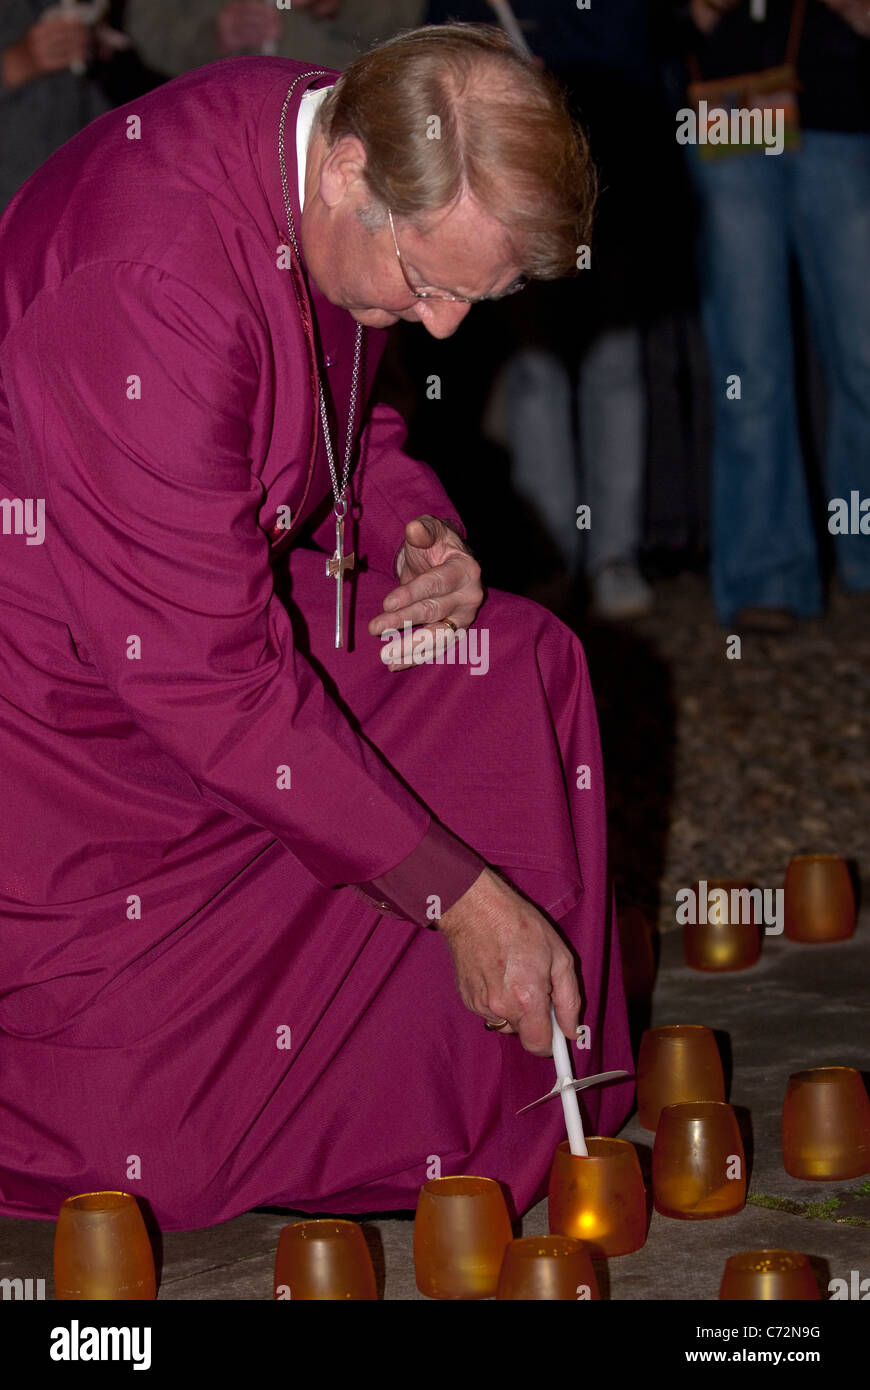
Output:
[687, 131, 870, 622]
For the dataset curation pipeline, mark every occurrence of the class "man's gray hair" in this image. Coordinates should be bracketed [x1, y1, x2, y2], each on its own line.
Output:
[314, 23, 596, 280]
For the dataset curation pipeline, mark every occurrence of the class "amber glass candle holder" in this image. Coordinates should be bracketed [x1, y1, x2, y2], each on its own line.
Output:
[782, 1067, 870, 1180]
[414, 1176, 513, 1299]
[548, 1138, 647, 1256]
[719, 1250, 820, 1300]
[53, 1192, 156, 1300]
[496, 1235, 600, 1300]
[273, 1220, 376, 1300]
[652, 1101, 746, 1219]
[784, 854, 856, 942]
[683, 880, 761, 972]
[636, 1025, 726, 1131]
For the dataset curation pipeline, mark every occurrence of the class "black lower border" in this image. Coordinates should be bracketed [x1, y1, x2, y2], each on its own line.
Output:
[5, 1297, 864, 1375]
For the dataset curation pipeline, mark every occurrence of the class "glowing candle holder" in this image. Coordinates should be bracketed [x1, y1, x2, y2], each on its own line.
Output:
[782, 1067, 870, 1180]
[683, 879, 761, 971]
[548, 1138, 647, 1256]
[53, 1191, 156, 1300]
[496, 1235, 600, 1300]
[636, 1024, 725, 1131]
[719, 1250, 820, 1300]
[273, 1219, 376, 1300]
[414, 1176, 513, 1299]
[653, 1101, 746, 1219]
[784, 854, 856, 942]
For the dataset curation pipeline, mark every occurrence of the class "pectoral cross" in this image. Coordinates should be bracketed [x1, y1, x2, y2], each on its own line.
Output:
[326, 507, 354, 649]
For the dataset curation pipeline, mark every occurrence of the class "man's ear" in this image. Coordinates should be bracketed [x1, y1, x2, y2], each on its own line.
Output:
[319, 134, 370, 210]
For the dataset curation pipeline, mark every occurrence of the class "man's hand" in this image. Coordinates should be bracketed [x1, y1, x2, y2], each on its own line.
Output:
[2, 15, 88, 89]
[218, 0, 342, 52]
[437, 868, 582, 1056]
[217, 1, 280, 55]
[688, 0, 742, 34]
[368, 516, 484, 671]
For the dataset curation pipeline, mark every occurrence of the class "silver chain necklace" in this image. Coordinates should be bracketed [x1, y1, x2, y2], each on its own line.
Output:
[278, 71, 364, 649]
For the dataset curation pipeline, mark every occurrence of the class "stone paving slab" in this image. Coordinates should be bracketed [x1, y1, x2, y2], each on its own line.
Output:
[3, 834, 861, 1301]
[630, 927, 870, 1200]
[3, 917, 866, 1301]
[603, 923, 870, 1302]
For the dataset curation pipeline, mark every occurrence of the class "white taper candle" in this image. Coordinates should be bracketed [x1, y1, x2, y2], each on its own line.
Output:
[550, 1003, 588, 1157]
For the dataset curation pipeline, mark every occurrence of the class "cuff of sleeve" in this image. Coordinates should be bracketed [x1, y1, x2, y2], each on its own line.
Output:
[351, 819, 486, 927]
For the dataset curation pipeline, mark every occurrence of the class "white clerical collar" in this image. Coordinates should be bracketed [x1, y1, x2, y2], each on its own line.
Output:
[297, 86, 332, 210]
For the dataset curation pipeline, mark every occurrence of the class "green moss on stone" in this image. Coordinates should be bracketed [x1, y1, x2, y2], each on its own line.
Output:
[747, 1185, 870, 1227]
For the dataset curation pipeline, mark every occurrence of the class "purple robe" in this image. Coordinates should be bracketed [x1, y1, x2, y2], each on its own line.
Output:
[0, 58, 633, 1230]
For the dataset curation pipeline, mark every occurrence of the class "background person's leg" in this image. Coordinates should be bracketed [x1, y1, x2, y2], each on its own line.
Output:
[580, 323, 652, 617]
[505, 347, 579, 578]
[688, 146, 822, 623]
[789, 130, 870, 596]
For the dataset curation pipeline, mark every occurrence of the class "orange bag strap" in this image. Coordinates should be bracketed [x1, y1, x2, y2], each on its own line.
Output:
[785, 0, 808, 69]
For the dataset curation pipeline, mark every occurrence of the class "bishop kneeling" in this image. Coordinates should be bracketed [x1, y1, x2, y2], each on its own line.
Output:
[0, 25, 633, 1231]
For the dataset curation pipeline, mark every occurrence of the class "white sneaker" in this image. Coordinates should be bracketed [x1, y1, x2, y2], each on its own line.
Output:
[590, 561, 654, 619]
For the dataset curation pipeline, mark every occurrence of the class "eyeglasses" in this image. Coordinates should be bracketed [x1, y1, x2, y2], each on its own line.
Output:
[387, 207, 527, 304]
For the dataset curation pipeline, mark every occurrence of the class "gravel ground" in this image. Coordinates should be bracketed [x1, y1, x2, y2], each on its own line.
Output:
[579, 575, 870, 938]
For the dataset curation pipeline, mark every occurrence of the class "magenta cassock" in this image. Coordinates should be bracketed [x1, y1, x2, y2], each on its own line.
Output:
[0, 58, 632, 1230]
